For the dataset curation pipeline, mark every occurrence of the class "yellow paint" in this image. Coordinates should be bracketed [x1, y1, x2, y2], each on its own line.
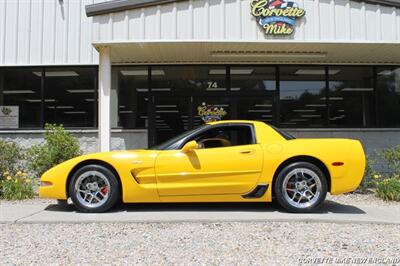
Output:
[39, 120, 366, 203]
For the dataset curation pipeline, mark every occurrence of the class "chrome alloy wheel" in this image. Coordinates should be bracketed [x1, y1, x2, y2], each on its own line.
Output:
[282, 168, 322, 209]
[74, 170, 110, 209]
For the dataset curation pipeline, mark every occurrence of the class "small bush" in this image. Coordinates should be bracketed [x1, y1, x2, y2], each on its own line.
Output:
[375, 177, 400, 201]
[27, 124, 82, 178]
[0, 171, 35, 200]
[357, 157, 376, 194]
[0, 140, 23, 179]
[380, 145, 400, 175]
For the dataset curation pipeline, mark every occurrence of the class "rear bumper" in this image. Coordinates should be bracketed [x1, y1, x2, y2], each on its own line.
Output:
[330, 140, 366, 194]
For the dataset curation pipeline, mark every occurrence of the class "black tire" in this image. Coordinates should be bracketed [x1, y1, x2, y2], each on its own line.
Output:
[69, 164, 120, 213]
[274, 162, 328, 213]
[57, 199, 70, 208]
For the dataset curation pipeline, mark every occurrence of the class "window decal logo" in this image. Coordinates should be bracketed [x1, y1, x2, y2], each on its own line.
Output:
[197, 102, 227, 123]
[1, 107, 12, 115]
[251, 0, 306, 35]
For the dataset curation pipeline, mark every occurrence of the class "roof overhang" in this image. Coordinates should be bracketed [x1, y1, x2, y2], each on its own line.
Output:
[86, 0, 400, 17]
[92, 41, 400, 65]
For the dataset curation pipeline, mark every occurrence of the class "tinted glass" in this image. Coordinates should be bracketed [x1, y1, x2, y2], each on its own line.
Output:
[230, 67, 276, 92]
[191, 125, 254, 148]
[155, 96, 191, 144]
[376, 67, 400, 127]
[237, 97, 274, 124]
[0, 68, 42, 128]
[280, 66, 327, 127]
[44, 67, 96, 127]
[116, 67, 148, 129]
[328, 67, 374, 127]
[151, 66, 227, 93]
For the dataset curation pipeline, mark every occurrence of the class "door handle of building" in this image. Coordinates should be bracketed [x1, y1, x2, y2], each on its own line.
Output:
[240, 149, 254, 154]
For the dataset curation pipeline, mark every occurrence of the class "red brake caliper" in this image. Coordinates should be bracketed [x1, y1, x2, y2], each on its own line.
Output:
[100, 186, 108, 195]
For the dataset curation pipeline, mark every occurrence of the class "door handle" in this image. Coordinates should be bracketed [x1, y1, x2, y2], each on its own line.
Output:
[240, 149, 254, 154]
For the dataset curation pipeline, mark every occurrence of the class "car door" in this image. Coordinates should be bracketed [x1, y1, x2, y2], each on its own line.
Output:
[154, 124, 263, 196]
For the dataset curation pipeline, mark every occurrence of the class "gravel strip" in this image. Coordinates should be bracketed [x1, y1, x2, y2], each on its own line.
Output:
[326, 193, 400, 207]
[1, 222, 399, 265]
[0, 198, 56, 205]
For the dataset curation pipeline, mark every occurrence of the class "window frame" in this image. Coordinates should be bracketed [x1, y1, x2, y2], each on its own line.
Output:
[0, 66, 98, 130]
[180, 123, 257, 150]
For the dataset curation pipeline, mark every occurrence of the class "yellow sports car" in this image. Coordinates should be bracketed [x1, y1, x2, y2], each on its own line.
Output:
[39, 120, 366, 213]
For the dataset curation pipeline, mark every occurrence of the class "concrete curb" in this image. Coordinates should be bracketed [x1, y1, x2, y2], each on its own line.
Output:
[1, 202, 400, 225]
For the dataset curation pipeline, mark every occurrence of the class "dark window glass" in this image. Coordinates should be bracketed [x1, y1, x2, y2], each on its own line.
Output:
[279, 66, 327, 127]
[43, 67, 96, 128]
[151, 125, 209, 150]
[328, 67, 374, 127]
[237, 97, 274, 124]
[230, 67, 276, 92]
[191, 125, 254, 148]
[0, 68, 42, 128]
[377, 67, 400, 127]
[116, 67, 148, 129]
[151, 66, 227, 93]
[154, 96, 191, 143]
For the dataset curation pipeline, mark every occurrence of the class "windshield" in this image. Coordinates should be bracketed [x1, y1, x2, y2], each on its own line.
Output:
[149, 124, 209, 150]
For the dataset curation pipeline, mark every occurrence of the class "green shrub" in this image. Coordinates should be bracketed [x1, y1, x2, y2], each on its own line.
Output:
[0, 140, 23, 179]
[375, 177, 400, 201]
[357, 157, 376, 194]
[0, 171, 35, 200]
[379, 145, 400, 175]
[27, 124, 82, 178]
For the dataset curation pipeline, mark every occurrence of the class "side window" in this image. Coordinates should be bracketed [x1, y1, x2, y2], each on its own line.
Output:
[192, 125, 254, 149]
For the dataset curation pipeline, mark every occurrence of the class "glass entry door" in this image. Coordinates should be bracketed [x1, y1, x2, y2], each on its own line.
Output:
[154, 96, 191, 145]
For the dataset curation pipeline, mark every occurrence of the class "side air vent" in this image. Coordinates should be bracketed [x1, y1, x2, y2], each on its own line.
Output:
[242, 184, 269, 199]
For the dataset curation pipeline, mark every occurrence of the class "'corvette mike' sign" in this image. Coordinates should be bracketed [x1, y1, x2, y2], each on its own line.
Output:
[251, 0, 306, 35]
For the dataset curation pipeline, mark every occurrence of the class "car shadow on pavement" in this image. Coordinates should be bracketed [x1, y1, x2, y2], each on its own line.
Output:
[44, 200, 365, 214]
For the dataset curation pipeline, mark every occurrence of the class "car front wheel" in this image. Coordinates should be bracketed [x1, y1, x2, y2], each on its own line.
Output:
[69, 164, 120, 213]
[274, 162, 327, 213]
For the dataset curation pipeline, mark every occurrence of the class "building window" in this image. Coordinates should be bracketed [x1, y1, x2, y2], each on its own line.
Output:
[230, 66, 276, 92]
[279, 66, 327, 127]
[151, 66, 227, 93]
[377, 67, 400, 127]
[328, 67, 374, 127]
[43, 67, 97, 128]
[115, 67, 148, 129]
[0, 68, 42, 128]
[231, 67, 276, 124]
[0, 67, 97, 129]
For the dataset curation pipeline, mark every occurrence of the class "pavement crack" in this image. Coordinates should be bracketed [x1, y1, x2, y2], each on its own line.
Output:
[14, 205, 56, 223]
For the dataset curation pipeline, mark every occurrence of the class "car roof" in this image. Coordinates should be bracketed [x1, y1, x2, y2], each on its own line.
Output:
[207, 120, 260, 125]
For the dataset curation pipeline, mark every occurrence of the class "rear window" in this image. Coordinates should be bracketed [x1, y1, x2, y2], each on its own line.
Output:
[270, 125, 296, 140]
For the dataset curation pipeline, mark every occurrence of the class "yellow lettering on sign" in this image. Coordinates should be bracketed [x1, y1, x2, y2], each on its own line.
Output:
[251, 0, 305, 18]
[264, 23, 293, 35]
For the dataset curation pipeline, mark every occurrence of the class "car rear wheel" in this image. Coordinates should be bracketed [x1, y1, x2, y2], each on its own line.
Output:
[274, 162, 327, 213]
[69, 164, 120, 213]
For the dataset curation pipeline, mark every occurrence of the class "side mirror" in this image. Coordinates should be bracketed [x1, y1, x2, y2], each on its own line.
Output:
[181, 140, 198, 153]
